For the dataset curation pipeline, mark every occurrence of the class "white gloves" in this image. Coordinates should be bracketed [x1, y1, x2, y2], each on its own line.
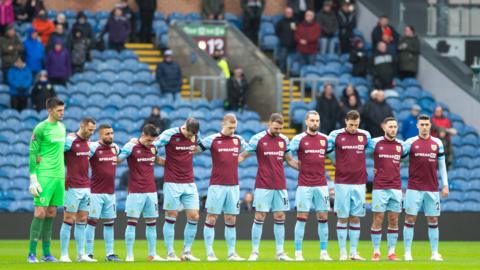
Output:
[29, 174, 43, 197]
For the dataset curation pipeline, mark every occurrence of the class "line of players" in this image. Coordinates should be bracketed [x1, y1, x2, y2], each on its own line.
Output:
[27, 97, 449, 262]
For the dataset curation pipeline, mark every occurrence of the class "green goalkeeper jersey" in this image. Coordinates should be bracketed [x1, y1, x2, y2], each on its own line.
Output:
[29, 119, 66, 179]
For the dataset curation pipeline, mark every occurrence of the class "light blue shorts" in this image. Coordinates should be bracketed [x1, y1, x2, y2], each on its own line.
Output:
[205, 185, 240, 215]
[64, 188, 90, 213]
[404, 189, 440, 217]
[372, 189, 402, 213]
[253, 188, 289, 212]
[163, 182, 199, 211]
[334, 184, 366, 218]
[125, 192, 159, 219]
[89, 193, 117, 219]
[296, 186, 330, 212]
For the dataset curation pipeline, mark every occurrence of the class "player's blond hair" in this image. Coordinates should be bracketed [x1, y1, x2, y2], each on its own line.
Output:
[223, 113, 237, 124]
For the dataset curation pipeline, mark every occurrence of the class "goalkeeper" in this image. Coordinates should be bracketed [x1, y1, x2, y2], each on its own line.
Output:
[27, 97, 66, 263]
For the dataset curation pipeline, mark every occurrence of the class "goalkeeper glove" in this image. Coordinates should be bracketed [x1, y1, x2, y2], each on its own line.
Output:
[29, 174, 43, 197]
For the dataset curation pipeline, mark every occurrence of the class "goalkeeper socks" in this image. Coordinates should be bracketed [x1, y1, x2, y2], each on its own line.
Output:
[103, 222, 114, 256]
[145, 221, 157, 257]
[403, 222, 415, 254]
[203, 222, 215, 255]
[273, 219, 285, 254]
[370, 228, 382, 253]
[41, 217, 53, 256]
[428, 223, 439, 254]
[28, 217, 44, 255]
[387, 227, 399, 255]
[318, 219, 329, 251]
[85, 220, 96, 256]
[125, 221, 137, 258]
[336, 222, 348, 254]
[163, 217, 176, 254]
[183, 220, 198, 252]
[225, 223, 236, 256]
[60, 221, 72, 257]
[349, 223, 361, 256]
[74, 222, 87, 257]
[294, 217, 306, 252]
[251, 219, 264, 253]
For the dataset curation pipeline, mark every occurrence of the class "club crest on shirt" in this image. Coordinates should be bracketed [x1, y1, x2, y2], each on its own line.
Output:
[151, 147, 157, 155]
[111, 147, 117, 155]
[75, 143, 80, 148]
[233, 138, 238, 145]
[278, 141, 284, 149]
[99, 150, 103, 154]
[320, 140, 325, 146]
[358, 136, 363, 142]
[396, 146, 401, 152]
[136, 150, 141, 154]
[305, 142, 309, 146]
[431, 144, 437, 151]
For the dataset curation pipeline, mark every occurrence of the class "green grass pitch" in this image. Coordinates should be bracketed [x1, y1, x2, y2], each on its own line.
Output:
[1, 240, 479, 270]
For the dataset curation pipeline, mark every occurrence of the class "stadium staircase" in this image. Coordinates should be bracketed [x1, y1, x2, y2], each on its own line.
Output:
[126, 43, 196, 99]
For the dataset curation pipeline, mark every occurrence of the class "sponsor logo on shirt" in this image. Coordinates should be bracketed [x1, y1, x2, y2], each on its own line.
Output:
[341, 145, 364, 150]
[76, 152, 90, 156]
[217, 148, 239, 153]
[137, 157, 156, 162]
[378, 154, 401, 160]
[414, 152, 437, 159]
[175, 145, 196, 151]
[304, 149, 325, 155]
[263, 151, 284, 157]
[98, 156, 117, 162]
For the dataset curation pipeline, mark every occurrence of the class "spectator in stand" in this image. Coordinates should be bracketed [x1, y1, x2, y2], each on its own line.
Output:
[0, 25, 24, 83]
[317, 1, 338, 54]
[155, 49, 182, 97]
[116, 0, 134, 41]
[371, 15, 398, 47]
[69, 29, 90, 73]
[213, 48, 230, 78]
[401, 104, 420, 140]
[316, 83, 341, 134]
[0, 0, 14, 36]
[46, 23, 67, 52]
[135, 0, 156, 43]
[361, 90, 393, 137]
[101, 7, 130, 52]
[275, 6, 296, 73]
[32, 8, 54, 46]
[54, 12, 68, 30]
[141, 106, 169, 134]
[339, 94, 362, 126]
[26, 0, 44, 20]
[372, 41, 395, 90]
[431, 105, 456, 168]
[398, 25, 420, 79]
[13, 0, 30, 24]
[337, 2, 356, 54]
[45, 39, 71, 85]
[202, 0, 224, 20]
[295, 10, 320, 66]
[339, 84, 362, 107]
[349, 37, 368, 77]
[241, 191, 254, 213]
[23, 27, 44, 77]
[287, 0, 314, 22]
[31, 70, 55, 111]
[226, 67, 248, 111]
[241, 0, 265, 45]
[8, 57, 32, 112]
[71, 11, 94, 46]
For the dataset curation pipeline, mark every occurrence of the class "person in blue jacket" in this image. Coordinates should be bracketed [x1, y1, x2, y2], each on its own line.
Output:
[8, 57, 33, 112]
[155, 49, 182, 99]
[401, 104, 420, 140]
[23, 27, 45, 78]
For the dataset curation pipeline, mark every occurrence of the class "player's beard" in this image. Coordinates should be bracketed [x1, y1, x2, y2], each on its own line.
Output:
[308, 126, 318, 133]
[102, 139, 113, 145]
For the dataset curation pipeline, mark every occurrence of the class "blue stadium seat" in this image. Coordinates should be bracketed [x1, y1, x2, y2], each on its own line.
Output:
[186, 12, 201, 21]
[260, 35, 279, 51]
[168, 12, 185, 23]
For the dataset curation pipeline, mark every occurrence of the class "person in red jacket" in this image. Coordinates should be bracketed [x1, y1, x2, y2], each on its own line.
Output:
[32, 8, 54, 46]
[431, 105, 457, 168]
[295, 10, 320, 66]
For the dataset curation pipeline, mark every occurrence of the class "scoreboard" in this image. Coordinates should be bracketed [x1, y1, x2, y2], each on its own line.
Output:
[182, 24, 227, 56]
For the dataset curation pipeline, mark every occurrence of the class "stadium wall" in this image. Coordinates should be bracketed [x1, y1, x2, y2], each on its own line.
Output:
[44, 0, 286, 16]
[1, 212, 479, 240]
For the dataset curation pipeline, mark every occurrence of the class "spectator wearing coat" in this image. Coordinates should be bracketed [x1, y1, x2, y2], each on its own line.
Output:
[337, 2, 356, 54]
[339, 84, 362, 108]
[401, 104, 420, 140]
[295, 10, 321, 66]
[372, 41, 395, 89]
[46, 23, 67, 52]
[101, 7, 130, 52]
[0, 0, 14, 35]
[275, 6, 297, 73]
[241, 0, 265, 44]
[225, 67, 248, 111]
[371, 15, 398, 47]
[54, 12, 68, 30]
[8, 57, 32, 111]
[23, 27, 44, 76]
[202, 0, 224, 20]
[361, 90, 394, 138]
[71, 11, 94, 45]
[31, 70, 56, 111]
[155, 49, 182, 97]
[141, 106, 169, 134]
[315, 83, 341, 134]
[0, 25, 24, 83]
[13, 0, 30, 24]
[69, 29, 90, 73]
[135, 0, 156, 43]
[45, 40, 71, 85]
[397, 25, 420, 79]
[316, 1, 338, 54]
[431, 105, 456, 168]
[349, 38, 368, 77]
[31, 8, 54, 46]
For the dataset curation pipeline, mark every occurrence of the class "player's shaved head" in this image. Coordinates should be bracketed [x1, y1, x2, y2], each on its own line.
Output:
[185, 117, 200, 135]
[222, 113, 237, 136]
[98, 124, 112, 131]
[98, 124, 114, 145]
